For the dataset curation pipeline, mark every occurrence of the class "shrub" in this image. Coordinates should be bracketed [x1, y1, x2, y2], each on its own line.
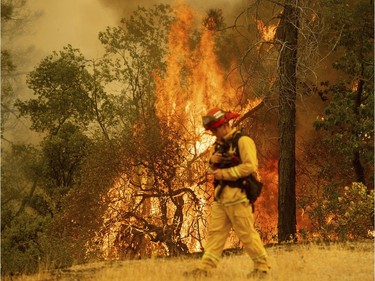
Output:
[308, 182, 374, 240]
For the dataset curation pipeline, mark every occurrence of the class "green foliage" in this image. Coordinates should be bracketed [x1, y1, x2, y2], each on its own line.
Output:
[98, 4, 175, 125]
[336, 183, 374, 239]
[1, 144, 42, 228]
[307, 182, 374, 240]
[37, 233, 74, 270]
[1, 213, 47, 274]
[47, 137, 131, 262]
[1, 144, 48, 275]
[323, 0, 374, 61]
[41, 122, 91, 200]
[314, 0, 374, 185]
[314, 83, 374, 155]
[1, 124, 90, 274]
[2, 212, 73, 274]
[15, 45, 97, 134]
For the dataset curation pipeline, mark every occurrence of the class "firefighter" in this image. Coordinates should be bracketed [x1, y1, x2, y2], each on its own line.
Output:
[184, 108, 271, 279]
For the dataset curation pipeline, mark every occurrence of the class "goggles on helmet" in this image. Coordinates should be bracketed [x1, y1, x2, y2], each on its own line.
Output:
[202, 108, 225, 130]
[202, 115, 219, 130]
[202, 108, 240, 130]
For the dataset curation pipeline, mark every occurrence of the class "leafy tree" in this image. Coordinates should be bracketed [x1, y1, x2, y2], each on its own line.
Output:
[1, 123, 91, 273]
[296, 0, 373, 241]
[15, 45, 112, 139]
[52, 138, 121, 262]
[1, 144, 47, 274]
[314, 0, 374, 187]
[1, 144, 43, 230]
[1, 213, 48, 274]
[8, 4, 178, 265]
[40, 122, 91, 207]
[98, 4, 175, 126]
[305, 181, 374, 241]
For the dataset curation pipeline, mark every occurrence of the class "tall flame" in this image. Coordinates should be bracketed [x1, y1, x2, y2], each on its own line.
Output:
[90, 4, 281, 259]
[155, 4, 241, 132]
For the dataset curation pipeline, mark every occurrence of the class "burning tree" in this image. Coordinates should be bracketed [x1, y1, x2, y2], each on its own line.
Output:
[90, 119, 207, 258]
[234, 0, 373, 242]
[89, 4, 265, 259]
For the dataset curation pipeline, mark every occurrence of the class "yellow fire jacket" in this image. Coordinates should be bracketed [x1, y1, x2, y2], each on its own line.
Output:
[209, 128, 259, 206]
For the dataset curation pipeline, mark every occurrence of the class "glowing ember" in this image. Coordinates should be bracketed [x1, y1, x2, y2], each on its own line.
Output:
[256, 19, 278, 54]
[256, 19, 277, 42]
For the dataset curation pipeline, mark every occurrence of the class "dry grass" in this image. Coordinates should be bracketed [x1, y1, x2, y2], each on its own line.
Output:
[5, 241, 374, 281]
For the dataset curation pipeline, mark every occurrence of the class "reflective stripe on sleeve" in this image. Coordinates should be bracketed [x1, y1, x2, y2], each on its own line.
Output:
[230, 166, 242, 178]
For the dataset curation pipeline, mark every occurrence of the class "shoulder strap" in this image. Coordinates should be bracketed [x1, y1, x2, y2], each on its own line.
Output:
[231, 130, 246, 158]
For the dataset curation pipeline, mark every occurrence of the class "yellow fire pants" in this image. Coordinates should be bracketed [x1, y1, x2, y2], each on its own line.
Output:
[198, 199, 270, 272]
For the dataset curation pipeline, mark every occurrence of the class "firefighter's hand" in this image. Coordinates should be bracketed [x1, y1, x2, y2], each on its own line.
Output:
[210, 152, 223, 164]
[212, 169, 224, 180]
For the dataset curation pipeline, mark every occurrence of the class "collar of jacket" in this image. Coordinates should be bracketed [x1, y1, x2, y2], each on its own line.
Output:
[221, 128, 238, 142]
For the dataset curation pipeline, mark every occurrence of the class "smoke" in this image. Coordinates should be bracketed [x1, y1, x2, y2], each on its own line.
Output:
[3, 0, 247, 145]
[97, 0, 244, 24]
[4, 0, 329, 147]
[3, 0, 118, 144]
[14, 0, 117, 61]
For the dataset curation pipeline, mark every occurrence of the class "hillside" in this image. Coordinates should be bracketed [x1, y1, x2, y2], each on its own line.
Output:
[6, 241, 374, 281]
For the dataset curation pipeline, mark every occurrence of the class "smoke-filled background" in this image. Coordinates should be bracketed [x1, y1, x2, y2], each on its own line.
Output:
[3, 0, 115, 143]
[11, 0, 245, 64]
[4, 0, 248, 144]
[4, 0, 324, 145]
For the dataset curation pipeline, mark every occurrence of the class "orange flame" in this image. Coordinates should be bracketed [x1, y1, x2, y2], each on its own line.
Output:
[256, 19, 278, 54]
[256, 19, 277, 42]
[155, 4, 243, 132]
[256, 159, 278, 243]
[91, 5, 278, 259]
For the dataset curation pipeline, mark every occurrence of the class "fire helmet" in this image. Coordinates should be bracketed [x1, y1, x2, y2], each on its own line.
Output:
[202, 108, 240, 130]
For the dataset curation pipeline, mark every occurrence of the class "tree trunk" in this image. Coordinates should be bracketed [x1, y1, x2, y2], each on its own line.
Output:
[277, 0, 299, 243]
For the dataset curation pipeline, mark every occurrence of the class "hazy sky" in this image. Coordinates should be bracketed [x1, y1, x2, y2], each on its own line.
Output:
[16, 0, 117, 63]
[4, 0, 118, 143]
[4, 0, 243, 143]
[17, 0, 242, 65]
